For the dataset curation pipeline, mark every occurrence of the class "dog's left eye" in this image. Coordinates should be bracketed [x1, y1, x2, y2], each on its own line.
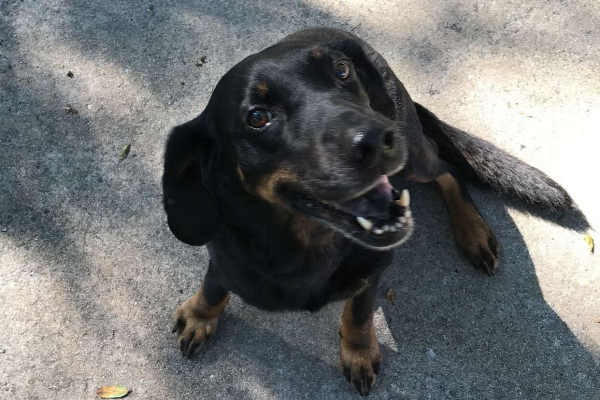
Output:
[247, 109, 272, 129]
[335, 61, 350, 79]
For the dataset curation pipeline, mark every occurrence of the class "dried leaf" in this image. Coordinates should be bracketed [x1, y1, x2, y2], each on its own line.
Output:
[64, 104, 78, 114]
[584, 233, 595, 254]
[97, 385, 130, 398]
[594, 319, 600, 324]
[386, 289, 395, 305]
[119, 143, 131, 161]
[195, 55, 207, 67]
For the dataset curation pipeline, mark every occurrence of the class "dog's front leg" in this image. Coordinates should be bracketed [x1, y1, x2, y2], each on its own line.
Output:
[339, 274, 382, 396]
[172, 264, 229, 357]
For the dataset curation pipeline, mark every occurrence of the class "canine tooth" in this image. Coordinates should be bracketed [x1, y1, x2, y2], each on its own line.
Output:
[405, 210, 412, 218]
[399, 217, 407, 224]
[396, 189, 410, 207]
[356, 217, 373, 231]
[373, 228, 384, 235]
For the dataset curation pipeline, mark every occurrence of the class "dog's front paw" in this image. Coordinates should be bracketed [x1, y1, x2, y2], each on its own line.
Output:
[172, 295, 224, 357]
[339, 328, 382, 396]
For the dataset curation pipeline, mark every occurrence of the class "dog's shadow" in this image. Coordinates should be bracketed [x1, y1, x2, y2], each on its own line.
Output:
[374, 181, 598, 398]
[158, 182, 598, 399]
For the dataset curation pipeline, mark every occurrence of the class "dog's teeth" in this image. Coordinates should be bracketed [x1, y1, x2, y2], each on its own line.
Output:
[356, 216, 373, 231]
[388, 225, 397, 232]
[405, 210, 412, 218]
[395, 222, 402, 229]
[383, 225, 390, 232]
[399, 217, 407, 224]
[373, 228, 384, 235]
[397, 189, 410, 207]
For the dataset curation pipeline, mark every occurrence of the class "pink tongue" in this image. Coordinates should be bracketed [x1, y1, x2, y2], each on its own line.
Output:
[336, 175, 394, 218]
[370, 175, 393, 202]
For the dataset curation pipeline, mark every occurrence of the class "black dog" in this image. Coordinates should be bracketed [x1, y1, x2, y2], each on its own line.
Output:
[163, 28, 573, 395]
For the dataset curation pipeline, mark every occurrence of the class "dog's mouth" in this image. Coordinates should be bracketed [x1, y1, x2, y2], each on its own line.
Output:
[286, 175, 413, 250]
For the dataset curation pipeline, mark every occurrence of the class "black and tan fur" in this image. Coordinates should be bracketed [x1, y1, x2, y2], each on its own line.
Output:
[162, 28, 575, 395]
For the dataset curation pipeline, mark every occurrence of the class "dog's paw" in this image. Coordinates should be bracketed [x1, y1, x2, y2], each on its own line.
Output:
[455, 217, 499, 276]
[172, 298, 220, 357]
[339, 333, 382, 396]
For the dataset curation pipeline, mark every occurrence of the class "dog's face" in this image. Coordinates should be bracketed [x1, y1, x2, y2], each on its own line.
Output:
[164, 40, 414, 250]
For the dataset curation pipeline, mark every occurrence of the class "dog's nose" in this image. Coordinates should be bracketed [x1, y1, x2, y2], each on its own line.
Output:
[349, 126, 397, 168]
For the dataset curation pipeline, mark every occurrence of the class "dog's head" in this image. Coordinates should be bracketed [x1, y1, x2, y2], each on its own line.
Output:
[163, 36, 414, 250]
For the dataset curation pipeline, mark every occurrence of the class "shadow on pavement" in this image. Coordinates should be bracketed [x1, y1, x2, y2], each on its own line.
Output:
[1, 0, 598, 398]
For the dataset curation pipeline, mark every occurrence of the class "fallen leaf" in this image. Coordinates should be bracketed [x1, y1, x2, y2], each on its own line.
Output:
[584, 233, 595, 254]
[119, 143, 131, 161]
[195, 55, 207, 67]
[594, 319, 600, 324]
[64, 104, 78, 114]
[386, 289, 395, 305]
[97, 385, 130, 398]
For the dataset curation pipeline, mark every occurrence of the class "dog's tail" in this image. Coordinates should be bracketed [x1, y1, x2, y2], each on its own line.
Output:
[414, 102, 573, 210]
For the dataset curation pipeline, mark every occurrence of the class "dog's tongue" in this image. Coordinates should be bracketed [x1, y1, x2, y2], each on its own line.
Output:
[366, 175, 394, 202]
[336, 175, 394, 218]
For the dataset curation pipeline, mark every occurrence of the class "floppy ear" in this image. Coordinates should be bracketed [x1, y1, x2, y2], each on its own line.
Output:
[332, 39, 397, 119]
[162, 114, 223, 246]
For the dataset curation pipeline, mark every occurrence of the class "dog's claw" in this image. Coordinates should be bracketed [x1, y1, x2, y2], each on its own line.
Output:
[172, 319, 183, 334]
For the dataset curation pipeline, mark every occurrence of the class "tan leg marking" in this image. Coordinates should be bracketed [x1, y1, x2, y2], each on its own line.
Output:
[436, 173, 499, 274]
[172, 284, 230, 357]
[339, 298, 382, 396]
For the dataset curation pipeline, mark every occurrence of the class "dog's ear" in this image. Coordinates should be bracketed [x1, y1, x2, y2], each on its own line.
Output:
[162, 114, 223, 246]
[333, 39, 397, 119]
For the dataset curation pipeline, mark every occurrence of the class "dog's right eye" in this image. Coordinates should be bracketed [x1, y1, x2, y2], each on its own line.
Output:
[247, 109, 271, 129]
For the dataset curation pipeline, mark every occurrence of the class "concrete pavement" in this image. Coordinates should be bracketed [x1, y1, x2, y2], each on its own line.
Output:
[1, 0, 598, 398]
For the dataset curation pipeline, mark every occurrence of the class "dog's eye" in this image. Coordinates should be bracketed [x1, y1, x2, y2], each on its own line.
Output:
[335, 61, 350, 79]
[247, 109, 271, 129]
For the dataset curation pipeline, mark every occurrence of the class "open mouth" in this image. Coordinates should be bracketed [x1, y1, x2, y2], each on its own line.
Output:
[287, 176, 414, 250]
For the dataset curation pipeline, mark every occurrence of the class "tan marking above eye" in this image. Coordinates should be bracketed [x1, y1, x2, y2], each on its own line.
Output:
[312, 48, 324, 60]
[256, 82, 269, 94]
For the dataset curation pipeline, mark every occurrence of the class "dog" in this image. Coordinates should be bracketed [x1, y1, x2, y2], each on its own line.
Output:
[162, 28, 573, 395]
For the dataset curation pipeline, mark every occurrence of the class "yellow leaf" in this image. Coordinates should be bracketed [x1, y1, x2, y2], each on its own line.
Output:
[584, 233, 595, 255]
[386, 289, 395, 305]
[97, 385, 130, 399]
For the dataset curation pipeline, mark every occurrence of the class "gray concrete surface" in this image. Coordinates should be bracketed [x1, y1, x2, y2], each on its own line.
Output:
[1, 0, 599, 398]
